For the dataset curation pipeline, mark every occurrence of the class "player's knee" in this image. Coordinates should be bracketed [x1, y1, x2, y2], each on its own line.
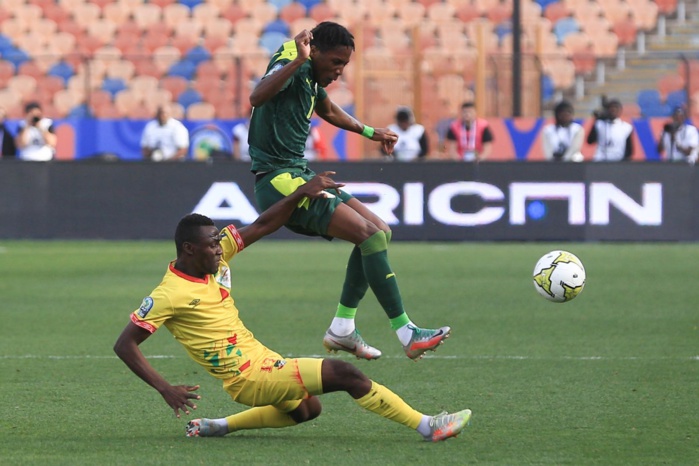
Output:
[290, 397, 322, 423]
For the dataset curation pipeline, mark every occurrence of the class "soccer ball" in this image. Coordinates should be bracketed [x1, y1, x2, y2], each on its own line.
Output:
[532, 250, 586, 303]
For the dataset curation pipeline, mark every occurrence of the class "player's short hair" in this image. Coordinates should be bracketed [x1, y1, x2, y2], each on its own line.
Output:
[396, 107, 412, 123]
[461, 101, 475, 109]
[175, 213, 215, 255]
[310, 22, 355, 52]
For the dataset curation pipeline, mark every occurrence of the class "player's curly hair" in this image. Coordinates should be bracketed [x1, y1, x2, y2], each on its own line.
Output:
[175, 213, 215, 255]
[311, 22, 355, 52]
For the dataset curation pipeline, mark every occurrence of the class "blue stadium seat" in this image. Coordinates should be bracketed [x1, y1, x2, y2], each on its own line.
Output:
[298, 0, 322, 9]
[495, 21, 512, 44]
[1, 47, 30, 69]
[263, 19, 291, 36]
[553, 17, 580, 45]
[177, 87, 202, 109]
[637, 89, 661, 107]
[48, 61, 75, 84]
[541, 75, 555, 102]
[666, 89, 687, 110]
[185, 45, 211, 67]
[259, 31, 289, 54]
[168, 60, 197, 80]
[178, 0, 204, 9]
[67, 104, 91, 119]
[268, 0, 293, 9]
[102, 77, 128, 97]
[535, 0, 560, 10]
[0, 34, 14, 54]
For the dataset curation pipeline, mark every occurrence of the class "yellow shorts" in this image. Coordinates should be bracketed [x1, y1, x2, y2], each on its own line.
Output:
[222, 357, 323, 413]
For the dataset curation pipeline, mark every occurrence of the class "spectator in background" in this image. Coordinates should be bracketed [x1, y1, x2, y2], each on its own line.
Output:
[382, 106, 428, 161]
[16, 102, 56, 161]
[586, 98, 633, 161]
[542, 100, 584, 162]
[0, 107, 17, 158]
[141, 105, 189, 161]
[303, 124, 327, 161]
[657, 106, 698, 164]
[232, 119, 251, 162]
[446, 101, 493, 161]
[234, 119, 326, 162]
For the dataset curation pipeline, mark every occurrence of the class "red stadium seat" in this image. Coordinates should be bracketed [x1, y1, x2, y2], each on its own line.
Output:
[280, 3, 307, 24]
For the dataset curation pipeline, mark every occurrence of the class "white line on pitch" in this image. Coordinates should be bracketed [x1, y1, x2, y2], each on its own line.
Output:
[1, 354, 698, 361]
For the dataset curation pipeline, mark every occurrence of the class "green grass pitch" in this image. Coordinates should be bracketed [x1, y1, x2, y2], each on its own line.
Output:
[1, 240, 698, 465]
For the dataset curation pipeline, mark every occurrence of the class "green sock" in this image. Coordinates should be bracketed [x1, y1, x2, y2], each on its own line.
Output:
[359, 231, 406, 320]
[338, 246, 369, 310]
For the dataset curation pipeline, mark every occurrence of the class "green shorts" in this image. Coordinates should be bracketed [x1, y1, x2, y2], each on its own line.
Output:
[254, 167, 354, 240]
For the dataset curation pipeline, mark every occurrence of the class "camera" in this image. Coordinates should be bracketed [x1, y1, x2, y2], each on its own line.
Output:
[592, 95, 614, 121]
[31, 115, 41, 124]
[663, 122, 680, 134]
[552, 143, 567, 160]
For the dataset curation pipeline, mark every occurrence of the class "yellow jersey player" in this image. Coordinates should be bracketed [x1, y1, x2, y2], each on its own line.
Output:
[249, 21, 450, 361]
[114, 172, 471, 442]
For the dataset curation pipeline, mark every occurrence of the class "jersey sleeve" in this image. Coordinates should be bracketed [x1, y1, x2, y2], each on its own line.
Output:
[264, 59, 294, 92]
[130, 288, 174, 334]
[317, 85, 328, 101]
[220, 224, 245, 262]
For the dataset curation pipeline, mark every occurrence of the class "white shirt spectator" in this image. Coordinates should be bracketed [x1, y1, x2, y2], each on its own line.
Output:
[387, 122, 427, 161]
[232, 121, 251, 162]
[588, 118, 634, 162]
[141, 118, 189, 161]
[658, 120, 698, 164]
[17, 118, 55, 161]
[542, 122, 584, 162]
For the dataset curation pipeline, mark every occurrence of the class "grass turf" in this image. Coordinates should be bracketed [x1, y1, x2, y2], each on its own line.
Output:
[1, 240, 697, 465]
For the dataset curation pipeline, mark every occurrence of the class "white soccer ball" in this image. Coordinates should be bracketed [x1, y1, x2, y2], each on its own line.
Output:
[532, 250, 586, 303]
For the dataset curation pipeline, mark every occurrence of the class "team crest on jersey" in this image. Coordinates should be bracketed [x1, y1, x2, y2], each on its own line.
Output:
[274, 360, 287, 370]
[216, 266, 231, 288]
[137, 297, 154, 318]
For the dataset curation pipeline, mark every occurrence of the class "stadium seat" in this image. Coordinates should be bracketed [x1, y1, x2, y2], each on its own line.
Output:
[279, 2, 306, 24]
[0, 88, 22, 116]
[186, 101, 216, 120]
[630, 0, 658, 31]
[269, 0, 293, 9]
[259, 31, 290, 54]
[129, 75, 160, 99]
[113, 89, 140, 116]
[153, 45, 182, 73]
[2, 47, 31, 70]
[132, 3, 162, 30]
[72, 2, 101, 29]
[159, 75, 189, 100]
[53, 88, 82, 117]
[168, 59, 197, 80]
[47, 60, 75, 84]
[250, 3, 277, 24]
[142, 30, 171, 53]
[163, 3, 191, 31]
[309, 2, 336, 22]
[18, 60, 44, 80]
[290, 17, 318, 35]
[235, 18, 264, 37]
[553, 16, 580, 45]
[149, 0, 176, 7]
[263, 19, 291, 36]
[221, 3, 247, 24]
[612, 14, 638, 47]
[102, 77, 128, 97]
[654, 0, 677, 15]
[8, 75, 38, 101]
[142, 88, 174, 113]
[589, 30, 618, 57]
[185, 46, 211, 67]
[192, 3, 219, 22]
[106, 60, 136, 81]
[666, 89, 687, 110]
[179, 0, 205, 9]
[544, 2, 570, 23]
[103, 3, 131, 25]
[298, 0, 322, 9]
[38, 75, 66, 97]
[177, 88, 203, 110]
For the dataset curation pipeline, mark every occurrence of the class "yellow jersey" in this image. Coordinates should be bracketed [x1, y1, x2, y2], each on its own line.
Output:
[130, 225, 280, 380]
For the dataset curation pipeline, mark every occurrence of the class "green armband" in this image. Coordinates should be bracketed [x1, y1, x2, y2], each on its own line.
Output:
[361, 125, 375, 139]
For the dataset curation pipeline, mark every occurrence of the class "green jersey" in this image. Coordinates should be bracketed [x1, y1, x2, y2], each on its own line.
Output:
[249, 40, 328, 173]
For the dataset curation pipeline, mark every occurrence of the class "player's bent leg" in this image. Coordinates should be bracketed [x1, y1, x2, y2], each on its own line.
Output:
[288, 396, 322, 423]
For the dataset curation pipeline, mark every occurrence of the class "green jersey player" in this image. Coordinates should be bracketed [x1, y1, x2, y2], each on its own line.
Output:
[248, 22, 451, 361]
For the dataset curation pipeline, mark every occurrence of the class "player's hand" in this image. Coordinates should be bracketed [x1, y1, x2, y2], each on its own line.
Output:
[159, 384, 201, 418]
[294, 29, 312, 61]
[371, 128, 399, 155]
[303, 171, 345, 198]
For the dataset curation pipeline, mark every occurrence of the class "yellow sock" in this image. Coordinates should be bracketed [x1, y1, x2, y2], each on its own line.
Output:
[354, 381, 423, 429]
[225, 406, 298, 432]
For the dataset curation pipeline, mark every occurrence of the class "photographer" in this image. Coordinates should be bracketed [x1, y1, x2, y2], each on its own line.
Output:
[542, 100, 584, 162]
[657, 106, 698, 164]
[16, 102, 56, 162]
[586, 98, 634, 162]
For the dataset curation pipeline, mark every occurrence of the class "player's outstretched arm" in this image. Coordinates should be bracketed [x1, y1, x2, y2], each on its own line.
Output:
[238, 171, 344, 247]
[315, 98, 398, 154]
[114, 322, 200, 418]
[249, 30, 312, 108]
